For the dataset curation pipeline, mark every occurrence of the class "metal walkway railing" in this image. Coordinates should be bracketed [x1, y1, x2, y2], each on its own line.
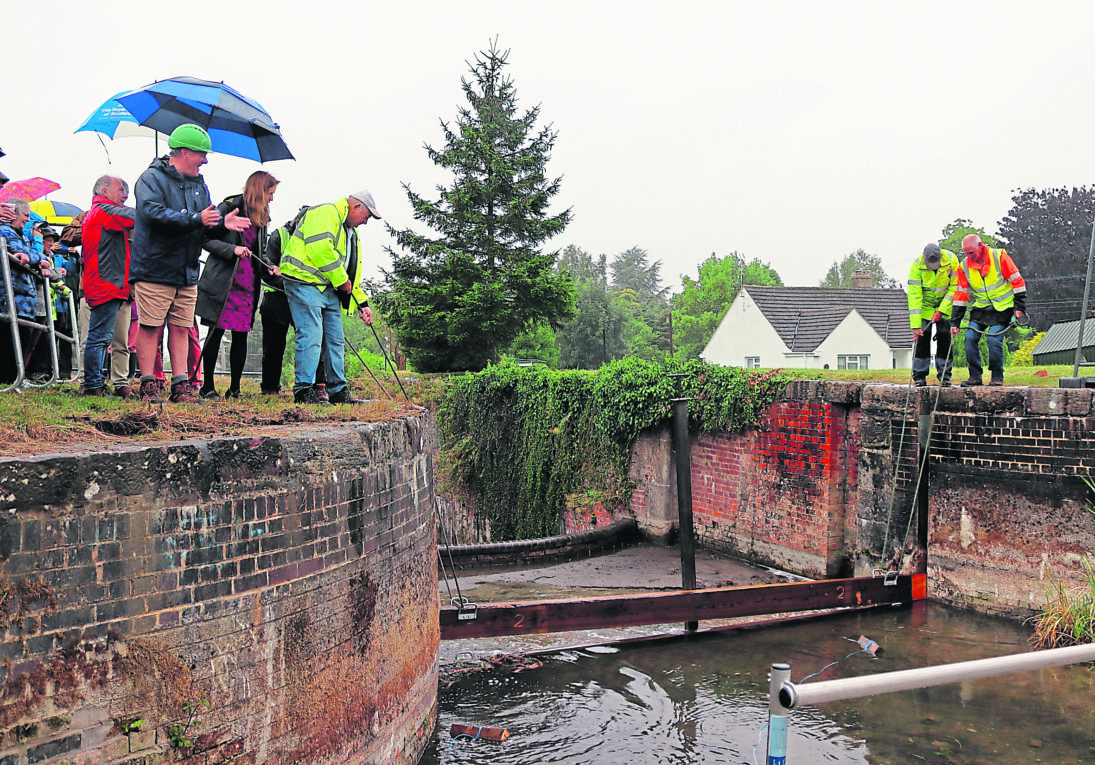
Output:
[763, 642, 1095, 764]
[0, 236, 80, 393]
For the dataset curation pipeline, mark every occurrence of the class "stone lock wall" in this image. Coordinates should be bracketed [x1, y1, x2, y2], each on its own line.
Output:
[0, 416, 438, 765]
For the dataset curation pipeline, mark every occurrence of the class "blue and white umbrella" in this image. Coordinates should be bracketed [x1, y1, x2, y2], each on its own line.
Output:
[116, 76, 293, 163]
[75, 91, 147, 139]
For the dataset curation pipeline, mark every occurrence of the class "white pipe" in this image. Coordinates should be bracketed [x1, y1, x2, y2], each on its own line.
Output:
[780, 643, 1095, 709]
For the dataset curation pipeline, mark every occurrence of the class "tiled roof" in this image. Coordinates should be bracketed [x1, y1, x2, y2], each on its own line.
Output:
[1033, 319, 1095, 355]
[744, 286, 912, 351]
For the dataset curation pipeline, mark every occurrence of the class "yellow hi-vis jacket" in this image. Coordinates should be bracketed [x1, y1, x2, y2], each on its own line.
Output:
[907, 249, 959, 329]
[279, 198, 369, 309]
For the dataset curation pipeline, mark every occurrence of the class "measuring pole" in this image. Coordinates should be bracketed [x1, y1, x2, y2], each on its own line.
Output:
[669, 373, 697, 632]
[767, 662, 791, 764]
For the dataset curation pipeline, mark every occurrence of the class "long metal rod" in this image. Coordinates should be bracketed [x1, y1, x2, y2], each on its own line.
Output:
[780, 642, 1095, 709]
[1072, 213, 1095, 376]
[671, 397, 698, 632]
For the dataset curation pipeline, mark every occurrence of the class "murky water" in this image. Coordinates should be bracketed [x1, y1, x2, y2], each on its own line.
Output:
[421, 602, 1095, 764]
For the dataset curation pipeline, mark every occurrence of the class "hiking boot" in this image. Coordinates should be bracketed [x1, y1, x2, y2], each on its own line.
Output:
[139, 379, 163, 404]
[113, 385, 133, 399]
[960, 378, 983, 387]
[81, 386, 111, 397]
[328, 387, 365, 405]
[224, 388, 241, 400]
[988, 378, 1004, 387]
[912, 379, 926, 388]
[168, 381, 202, 404]
[198, 387, 222, 401]
[314, 383, 329, 403]
[939, 381, 952, 388]
[260, 388, 281, 395]
[294, 386, 331, 406]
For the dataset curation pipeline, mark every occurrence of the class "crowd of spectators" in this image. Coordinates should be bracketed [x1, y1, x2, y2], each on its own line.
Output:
[0, 124, 381, 405]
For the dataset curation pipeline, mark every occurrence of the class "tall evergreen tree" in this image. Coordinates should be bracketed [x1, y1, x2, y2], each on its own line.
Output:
[380, 41, 575, 372]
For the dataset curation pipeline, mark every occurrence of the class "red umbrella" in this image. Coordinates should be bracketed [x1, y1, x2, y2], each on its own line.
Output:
[0, 177, 61, 203]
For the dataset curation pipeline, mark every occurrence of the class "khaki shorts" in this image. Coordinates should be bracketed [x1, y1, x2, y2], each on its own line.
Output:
[132, 282, 198, 328]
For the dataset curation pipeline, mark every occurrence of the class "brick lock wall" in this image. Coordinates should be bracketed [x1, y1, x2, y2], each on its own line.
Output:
[0, 416, 438, 765]
[628, 381, 865, 579]
[928, 387, 1095, 617]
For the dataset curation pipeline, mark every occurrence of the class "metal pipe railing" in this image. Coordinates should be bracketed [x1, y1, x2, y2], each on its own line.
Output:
[0, 236, 74, 392]
[766, 642, 1095, 763]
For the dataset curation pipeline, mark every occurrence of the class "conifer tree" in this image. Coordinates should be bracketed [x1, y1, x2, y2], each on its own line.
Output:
[381, 40, 575, 372]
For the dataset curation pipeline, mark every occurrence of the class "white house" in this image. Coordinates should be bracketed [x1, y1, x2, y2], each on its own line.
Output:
[702, 285, 913, 370]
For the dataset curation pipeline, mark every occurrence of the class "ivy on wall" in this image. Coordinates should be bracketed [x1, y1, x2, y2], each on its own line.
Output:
[438, 358, 792, 542]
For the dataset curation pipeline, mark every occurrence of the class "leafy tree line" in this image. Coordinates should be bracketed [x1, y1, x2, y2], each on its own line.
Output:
[374, 39, 1092, 373]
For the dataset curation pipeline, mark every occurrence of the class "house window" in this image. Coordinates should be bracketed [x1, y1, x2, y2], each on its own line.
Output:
[744, 356, 760, 368]
[837, 355, 869, 370]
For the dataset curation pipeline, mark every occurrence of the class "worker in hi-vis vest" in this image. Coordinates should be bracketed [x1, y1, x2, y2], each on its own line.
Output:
[279, 191, 379, 405]
[908, 242, 959, 387]
[950, 234, 1026, 387]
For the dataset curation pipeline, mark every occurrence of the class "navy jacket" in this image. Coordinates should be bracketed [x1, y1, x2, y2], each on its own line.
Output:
[130, 156, 212, 287]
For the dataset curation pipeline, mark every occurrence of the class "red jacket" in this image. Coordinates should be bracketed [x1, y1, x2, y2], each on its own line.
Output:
[81, 194, 136, 306]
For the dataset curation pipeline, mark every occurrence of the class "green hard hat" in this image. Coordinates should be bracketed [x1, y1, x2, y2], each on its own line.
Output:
[168, 123, 211, 153]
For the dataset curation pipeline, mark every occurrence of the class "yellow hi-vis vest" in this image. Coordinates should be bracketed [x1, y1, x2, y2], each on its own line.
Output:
[279, 198, 368, 309]
[907, 249, 959, 329]
[956, 248, 1017, 312]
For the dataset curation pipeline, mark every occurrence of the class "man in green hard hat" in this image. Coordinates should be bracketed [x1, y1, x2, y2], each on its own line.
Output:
[130, 123, 248, 404]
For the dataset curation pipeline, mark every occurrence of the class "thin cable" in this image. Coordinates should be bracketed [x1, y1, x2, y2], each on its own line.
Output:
[795, 650, 870, 684]
[435, 500, 465, 606]
[369, 321, 412, 402]
[751, 721, 770, 765]
[345, 334, 393, 400]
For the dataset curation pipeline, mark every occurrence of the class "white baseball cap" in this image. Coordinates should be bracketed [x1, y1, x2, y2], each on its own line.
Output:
[349, 190, 382, 220]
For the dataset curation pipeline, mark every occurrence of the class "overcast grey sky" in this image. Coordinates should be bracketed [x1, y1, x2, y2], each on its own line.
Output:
[4, 0, 1093, 290]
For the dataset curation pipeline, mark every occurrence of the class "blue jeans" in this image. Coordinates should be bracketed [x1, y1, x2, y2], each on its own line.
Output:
[284, 281, 346, 394]
[82, 298, 123, 390]
[964, 320, 1006, 380]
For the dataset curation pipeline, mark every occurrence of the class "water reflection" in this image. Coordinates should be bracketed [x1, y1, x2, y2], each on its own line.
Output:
[422, 602, 1095, 764]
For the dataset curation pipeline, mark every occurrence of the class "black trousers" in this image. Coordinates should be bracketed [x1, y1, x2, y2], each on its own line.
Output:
[259, 291, 324, 392]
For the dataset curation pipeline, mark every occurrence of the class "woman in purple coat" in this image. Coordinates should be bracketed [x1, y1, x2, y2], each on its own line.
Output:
[196, 171, 279, 399]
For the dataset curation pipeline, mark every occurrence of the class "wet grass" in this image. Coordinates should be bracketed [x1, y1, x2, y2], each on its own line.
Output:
[0, 372, 445, 458]
[782, 364, 1075, 387]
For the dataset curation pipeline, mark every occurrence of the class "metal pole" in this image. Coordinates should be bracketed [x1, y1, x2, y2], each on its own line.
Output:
[668, 372, 696, 632]
[767, 662, 791, 765]
[671, 396, 697, 631]
[779, 642, 1095, 709]
[1072, 214, 1095, 377]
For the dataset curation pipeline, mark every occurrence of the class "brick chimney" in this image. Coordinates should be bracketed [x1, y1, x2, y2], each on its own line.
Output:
[851, 271, 873, 289]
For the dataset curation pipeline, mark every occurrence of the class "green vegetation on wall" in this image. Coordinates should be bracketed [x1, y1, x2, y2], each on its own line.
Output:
[438, 357, 792, 541]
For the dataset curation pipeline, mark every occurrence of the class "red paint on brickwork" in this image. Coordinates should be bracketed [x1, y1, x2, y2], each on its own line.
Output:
[688, 402, 849, 573]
